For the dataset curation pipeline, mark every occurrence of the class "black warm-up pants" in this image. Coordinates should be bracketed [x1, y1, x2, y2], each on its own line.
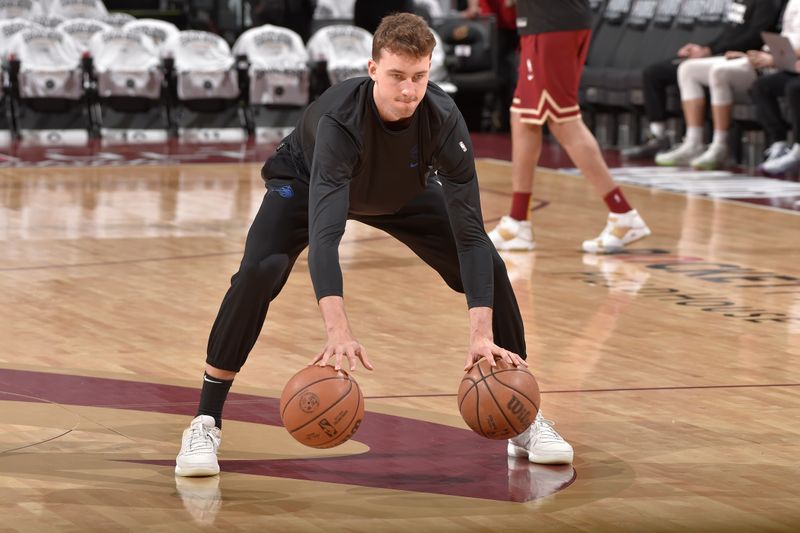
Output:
[750, 70, 800, 145]
[205, 176, 527, 372]
[641, 59, 681, 123]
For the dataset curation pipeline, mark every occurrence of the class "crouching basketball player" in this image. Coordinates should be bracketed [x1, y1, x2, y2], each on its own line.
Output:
[175, 13, 574, 477]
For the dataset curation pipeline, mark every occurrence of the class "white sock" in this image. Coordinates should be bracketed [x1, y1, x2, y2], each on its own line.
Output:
[649, 122, 666, 139]
[790, 143, 800, 157]
[711, 130, 728, 146]
[685, 126, 703, 146]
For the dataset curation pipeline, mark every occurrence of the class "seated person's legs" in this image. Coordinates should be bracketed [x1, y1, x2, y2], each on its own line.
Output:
[758, 74, 800, 174]
[691, 57, 757, 170]
[655, 57, 723, 166]
[621, 59, 679, 160]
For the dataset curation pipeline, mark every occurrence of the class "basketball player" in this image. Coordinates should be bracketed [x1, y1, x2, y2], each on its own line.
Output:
[175, 13, 573, 477]
[487, 0, 651, 253]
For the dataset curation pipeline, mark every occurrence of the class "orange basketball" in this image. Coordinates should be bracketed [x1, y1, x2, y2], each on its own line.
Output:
[279, 365, 365, 448]
[457, 357, 540, 439]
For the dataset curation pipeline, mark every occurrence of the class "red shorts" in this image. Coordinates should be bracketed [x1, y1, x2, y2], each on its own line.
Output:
[510, 29, 591, 125]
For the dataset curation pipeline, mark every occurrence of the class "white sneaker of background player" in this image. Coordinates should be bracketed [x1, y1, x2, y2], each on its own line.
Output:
[175, 415, 221, 477]
[582, 209, 651, 254]
[508, 411, 574, 464]
[488, 215, 536, 251]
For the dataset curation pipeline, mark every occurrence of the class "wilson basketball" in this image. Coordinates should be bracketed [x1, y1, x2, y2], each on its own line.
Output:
[457, 358, 540, 439]
[280, 365, 365, 448]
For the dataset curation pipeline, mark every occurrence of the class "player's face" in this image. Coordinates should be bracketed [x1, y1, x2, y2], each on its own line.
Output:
[368, 48, 430, 122]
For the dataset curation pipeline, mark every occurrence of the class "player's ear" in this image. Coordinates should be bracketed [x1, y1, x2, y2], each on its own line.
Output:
[368, 58, 378, 80]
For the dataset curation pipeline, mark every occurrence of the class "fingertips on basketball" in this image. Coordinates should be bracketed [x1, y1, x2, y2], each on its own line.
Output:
[280, 365, 365, 449]
[457, 357, 541, 440]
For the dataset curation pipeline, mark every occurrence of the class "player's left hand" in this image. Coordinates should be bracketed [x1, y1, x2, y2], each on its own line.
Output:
[464, 337, 528, 371]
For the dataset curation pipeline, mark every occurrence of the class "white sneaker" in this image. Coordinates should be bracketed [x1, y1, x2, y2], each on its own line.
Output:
[488, 215, 536, 251]
[690, 142, 728, 170]
[175, 415, 221, 477]
[760, 144, 800, 175]
[175, 475, 222, 525]
[654, 140, 705, 166]
[508, 411, 574, 465]
[582, 209, 651, 254]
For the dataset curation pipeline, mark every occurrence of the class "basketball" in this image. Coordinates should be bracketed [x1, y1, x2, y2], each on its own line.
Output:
[457, 357, 541, 440]
[279, 365, 365, 448]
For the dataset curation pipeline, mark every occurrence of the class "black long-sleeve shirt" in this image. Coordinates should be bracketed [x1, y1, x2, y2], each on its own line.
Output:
[706, 0, 782, 55]
[278, 77, 494, 308]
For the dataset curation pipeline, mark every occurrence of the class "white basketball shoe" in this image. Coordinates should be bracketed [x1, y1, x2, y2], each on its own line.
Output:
[175, 415, 221, 477]
[508, 411, 574, 465]
[488, 216, 536, 251]
[582, 209, 651, 254]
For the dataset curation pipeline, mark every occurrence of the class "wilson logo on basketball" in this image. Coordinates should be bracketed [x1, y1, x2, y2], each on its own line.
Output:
[298, 392, 319, 413]
[507, 395, 532, 427]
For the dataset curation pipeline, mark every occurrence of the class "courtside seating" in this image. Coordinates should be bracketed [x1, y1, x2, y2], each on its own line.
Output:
[164, 30, 245, 143]
[6, 26, 91, 145]
[0, 18, 38, 145]
[57, 17, 111, 52]
[579, 0, 727, 144]
[89, 27, 168, 143]
[233, 25, 309, 107]
[123, 18, 179, 53]
[434, 15, 497, 130]
[307, 24, 372, 90]
[49, 0, 108, 19]
[233, 24, 309, 142]
[0, 0, 42, 19]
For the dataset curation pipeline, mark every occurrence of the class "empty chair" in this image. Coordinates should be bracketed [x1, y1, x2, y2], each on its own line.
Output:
[164, 30, 245, 143]
[233, 24, 309, 106]
[307, 24, 372, 87]
[166, 30, 239, 100]
[123, 18, 179, 54]
[233, 24, 310, 142]
[99, 12, 135, 28]
[6, 26, 90, 144]
[0, 19, 33, 145]
[89, 27, 167, 143]
[0, 0, 42, 19]
[57, 17, 111, 52]
[433, 16, 497, 129]
[50, 0, 108, 19]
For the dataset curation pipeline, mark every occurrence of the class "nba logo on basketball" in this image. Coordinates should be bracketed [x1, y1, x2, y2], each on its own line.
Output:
[507, 395, 532, 427]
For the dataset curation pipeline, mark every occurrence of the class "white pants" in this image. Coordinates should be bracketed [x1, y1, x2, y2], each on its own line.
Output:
[677, 56, 757, 106]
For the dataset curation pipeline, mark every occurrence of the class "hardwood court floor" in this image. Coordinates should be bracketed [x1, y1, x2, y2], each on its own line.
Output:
[1, 159, 799, 531]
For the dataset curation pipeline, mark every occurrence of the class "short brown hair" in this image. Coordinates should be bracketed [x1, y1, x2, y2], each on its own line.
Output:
[372, 12, 436, 61]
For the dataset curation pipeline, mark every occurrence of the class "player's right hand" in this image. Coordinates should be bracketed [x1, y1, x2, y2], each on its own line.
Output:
[309, 334, 374, 372]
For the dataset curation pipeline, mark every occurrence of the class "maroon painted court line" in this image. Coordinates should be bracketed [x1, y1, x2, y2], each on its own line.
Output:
[0, 368, 575, 502]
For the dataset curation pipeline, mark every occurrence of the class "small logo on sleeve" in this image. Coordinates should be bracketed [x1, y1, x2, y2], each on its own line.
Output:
[459, 141, 468, 152]
[269, 184, 295, 198]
